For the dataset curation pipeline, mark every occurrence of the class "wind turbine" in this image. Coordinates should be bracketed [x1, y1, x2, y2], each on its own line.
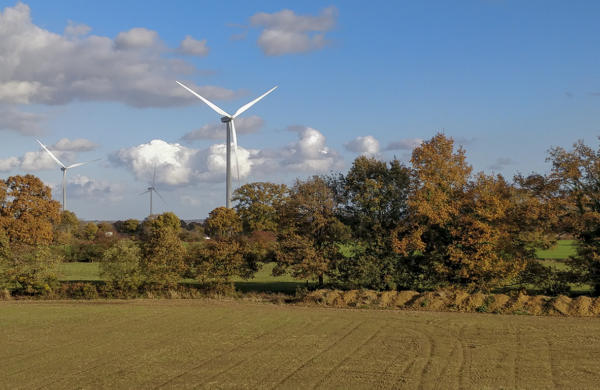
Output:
[176, 81, 277, 208]
[140, 166, 165, 216]
[36, 139, 99, 212]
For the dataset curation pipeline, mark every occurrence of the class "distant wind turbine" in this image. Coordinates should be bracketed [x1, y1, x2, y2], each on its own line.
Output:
[140, 166, 165, 216]
[176, 81, 277, 208]
[36, 139, 99, 212]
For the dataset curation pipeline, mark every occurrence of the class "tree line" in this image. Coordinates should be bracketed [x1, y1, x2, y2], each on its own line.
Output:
[1, 133, 600, 296]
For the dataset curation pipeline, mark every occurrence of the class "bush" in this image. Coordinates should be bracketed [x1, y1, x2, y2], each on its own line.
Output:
[1, 245, 61, 295]
[100, 239, 143, 293]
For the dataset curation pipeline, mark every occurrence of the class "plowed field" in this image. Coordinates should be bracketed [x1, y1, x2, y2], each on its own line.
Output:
[1, 300, 599, 389]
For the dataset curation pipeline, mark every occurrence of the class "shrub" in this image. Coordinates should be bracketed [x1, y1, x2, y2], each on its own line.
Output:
[100, 239, 143, 293]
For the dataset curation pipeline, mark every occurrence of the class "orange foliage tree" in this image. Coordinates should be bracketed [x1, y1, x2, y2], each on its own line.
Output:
[0, 175, 61, 246]
[393, 134, 542, 291]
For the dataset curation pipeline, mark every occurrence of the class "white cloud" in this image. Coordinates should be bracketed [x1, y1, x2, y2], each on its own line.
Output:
[384, 138, 423, 151]
[114, 27, 159, 50]
[21, 149, 75, 171]
[111, 139, 256, 187]
[274, 126, 343, 172]
[64, 21, 91, 37]
[0, 3, 238, 107]
[179, 35, 209, 56]
[0, 156, 20, 172]
[66, 174, 124, 202]
[250, 7, 337, 55]
[345, 135, 380, 157]
[0, 106, 44, 135]
[181, 115, 264, 142]
[52, 138, 98, 152]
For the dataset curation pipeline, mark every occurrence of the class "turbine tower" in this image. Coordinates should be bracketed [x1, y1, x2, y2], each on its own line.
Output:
[176, 81, 277, 208]
[36, 139, 99, 212]
[140, 166, 165, 216]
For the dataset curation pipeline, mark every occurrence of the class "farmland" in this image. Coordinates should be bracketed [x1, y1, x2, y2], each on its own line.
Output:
[1, 299, 599, 389]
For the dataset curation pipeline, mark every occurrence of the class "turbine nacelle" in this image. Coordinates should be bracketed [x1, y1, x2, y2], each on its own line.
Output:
[221, 116, 231, 123]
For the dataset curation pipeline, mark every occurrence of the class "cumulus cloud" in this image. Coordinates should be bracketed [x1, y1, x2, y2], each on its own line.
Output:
[275, 126, 343, 172]
[111, 139, 257, 186]
[0, 156, 20, 172]
[52, 138, 98, 152]
[64, 21, 91, 37]
[489, 157, 515, 171]
[181, 115, 264, 142]
[344, 135, 380, 157]
[0, 106, 44, 135]
[384, 138, 423, 151]
[114, 27, 159, 50]
[21, 149, 76, 171]
[178, 35, 209, 56]
[250, 6, 337, 55]
[0, 3, 238, 107]
[66, 175, 124, 202]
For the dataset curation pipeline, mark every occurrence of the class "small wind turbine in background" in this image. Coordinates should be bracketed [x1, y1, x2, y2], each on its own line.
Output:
[141, 166, 165, 217]
[176, 81, 277, 208]
[36, 139, 100, 212]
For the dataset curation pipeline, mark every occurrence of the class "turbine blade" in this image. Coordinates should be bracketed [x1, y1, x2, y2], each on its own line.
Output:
[36, 139, 65, 168]
[176, 81, 231, 117]
[154, 188, 167, 204]
[231, 120, 240, 182]
[140, 190, 150, 196]
[233, 86, 277, 118]
[66, 158, 101, 169]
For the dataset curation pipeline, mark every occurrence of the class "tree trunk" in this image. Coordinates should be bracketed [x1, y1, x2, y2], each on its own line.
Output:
[318, 273, 324, 286]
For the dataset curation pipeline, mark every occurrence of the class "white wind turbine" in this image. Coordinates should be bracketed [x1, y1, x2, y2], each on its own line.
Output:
[176, 81, 277, 208]
[140, 166, 165, 217]
[36, 139, 100, 212]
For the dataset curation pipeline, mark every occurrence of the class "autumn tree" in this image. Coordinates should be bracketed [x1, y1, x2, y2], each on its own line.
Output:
[328, 156, 411, 289]
[274, 176, 349, 285]
[0, 175, 61, 245]
[233, 182, 288, 232]
[393, 134, 537, 291]
[203, 207, 242, 240]
[140, 212, 186, 288]
[547, 139, 600, 294]
[191, 239, 250, 285]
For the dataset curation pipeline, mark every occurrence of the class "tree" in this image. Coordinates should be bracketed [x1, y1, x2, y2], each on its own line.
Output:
[79, 222, 98, 241]
[141, 212, 186, 288]
[123, 219, 140, 233]
[0, 245, 61, 295]
[191, 239, 248, 284]
[547, 139, 600, 294]
[0, 175, 61, 245]
[204, 207, 242, 240]
[392, 134, 533, 291]
[328, 156, 411, 289]
[275, 176, 350, 285]
[101, 239, 143, 293]
[233, 182, 288, 232]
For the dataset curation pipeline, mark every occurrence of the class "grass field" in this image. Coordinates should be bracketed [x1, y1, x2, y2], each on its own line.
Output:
[58, 262, 311, 293]
[1, 300, 600, 389]
[536, 239, 577, 259]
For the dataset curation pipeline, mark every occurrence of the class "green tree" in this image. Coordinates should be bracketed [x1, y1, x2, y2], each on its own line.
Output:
[233, 182, 288, 232]
[328, 156, 411, 289]
[191, 239, 249, 284]
[123, 219, 140, 233]
[141, 212, 186, 288]
[101, 239, 143, 293]
[0, 245, 61, 295]
[204, 207, 242, 240]
[79, 222, 99, 241]
[275, 176, 349, 285]
[547, 139, 600, 293]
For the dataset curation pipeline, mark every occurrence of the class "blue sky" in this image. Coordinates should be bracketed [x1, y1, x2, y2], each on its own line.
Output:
[0, 0, 598, 220]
